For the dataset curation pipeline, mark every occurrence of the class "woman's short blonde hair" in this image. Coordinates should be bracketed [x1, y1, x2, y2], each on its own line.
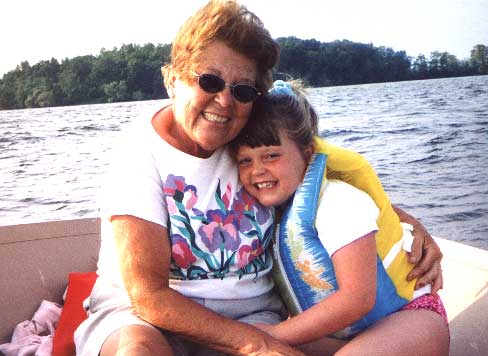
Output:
[163, 0, 279, 94]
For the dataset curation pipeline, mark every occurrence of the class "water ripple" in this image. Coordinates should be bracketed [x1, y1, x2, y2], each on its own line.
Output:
[2, 77, 488, 250]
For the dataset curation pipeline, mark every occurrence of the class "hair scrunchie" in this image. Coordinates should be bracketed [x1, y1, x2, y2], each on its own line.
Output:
[269, 80, 295, 97]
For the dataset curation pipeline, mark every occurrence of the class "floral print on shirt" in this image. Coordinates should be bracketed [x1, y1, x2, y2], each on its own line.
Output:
[163, 174, 273, 280]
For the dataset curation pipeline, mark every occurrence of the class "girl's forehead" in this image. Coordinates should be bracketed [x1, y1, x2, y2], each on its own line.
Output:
[237, 143, 281, 153]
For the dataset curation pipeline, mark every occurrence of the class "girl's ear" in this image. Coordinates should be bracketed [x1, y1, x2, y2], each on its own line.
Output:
[303, 144, 314, 163]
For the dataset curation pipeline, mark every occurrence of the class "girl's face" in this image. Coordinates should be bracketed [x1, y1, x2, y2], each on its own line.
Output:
[236, 129, 313, 207]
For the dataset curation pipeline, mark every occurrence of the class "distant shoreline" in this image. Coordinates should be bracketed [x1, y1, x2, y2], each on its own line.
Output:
[1, 38, 487, 111]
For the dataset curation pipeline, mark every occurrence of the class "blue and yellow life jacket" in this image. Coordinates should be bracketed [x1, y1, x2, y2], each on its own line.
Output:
[272, 137, 418, 339]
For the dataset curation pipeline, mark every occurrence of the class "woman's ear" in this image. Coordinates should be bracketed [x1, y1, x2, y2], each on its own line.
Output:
[162, 66, 176, 99]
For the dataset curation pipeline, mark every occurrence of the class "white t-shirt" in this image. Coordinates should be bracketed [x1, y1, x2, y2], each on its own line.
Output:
[97, 103, 275, 299]
[315, 180, 379, 255]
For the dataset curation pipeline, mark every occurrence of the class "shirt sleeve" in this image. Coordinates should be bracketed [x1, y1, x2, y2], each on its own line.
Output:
[315, 180, 379, 256]
[98, 127, 167, 228]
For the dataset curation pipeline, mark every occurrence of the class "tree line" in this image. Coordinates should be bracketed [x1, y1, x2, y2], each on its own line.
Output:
[0, 38, 486, 110]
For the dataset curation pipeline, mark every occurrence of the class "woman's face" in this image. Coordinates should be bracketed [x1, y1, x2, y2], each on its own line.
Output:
[169, 41, 257, 157]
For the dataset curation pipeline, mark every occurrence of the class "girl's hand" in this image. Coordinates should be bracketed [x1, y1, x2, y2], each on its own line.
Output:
[250, 324, 307, 356]
[253, 323, 277, 336]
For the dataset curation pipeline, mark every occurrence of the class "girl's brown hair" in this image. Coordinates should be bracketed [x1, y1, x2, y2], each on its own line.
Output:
[230, 80, 319, 153]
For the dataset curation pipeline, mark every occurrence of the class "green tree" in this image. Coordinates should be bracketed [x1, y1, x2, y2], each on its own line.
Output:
[470, 44, 488, 74]
[0, 72, 17, 109]
[58, 55, 96, 105]
[429, 51, 442, 78]
[25, 87, 55, 108]
[103, 80, 129, 102]
[440, 52, 460, 77]
[412, 54, 429, 79]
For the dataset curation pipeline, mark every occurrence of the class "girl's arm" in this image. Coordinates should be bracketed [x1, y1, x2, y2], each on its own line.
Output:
[258, 231, 377, 345]
[318, 139, 443, 292]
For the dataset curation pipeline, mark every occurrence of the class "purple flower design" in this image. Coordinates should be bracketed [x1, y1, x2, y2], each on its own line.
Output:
[164, 175, 197, 204]
[232, 188, 272, 227]
[255, 203, 271, 225]
[164, 174, 186, 196]
[192, 207, 205, 217]
[199, 209, 241, 252]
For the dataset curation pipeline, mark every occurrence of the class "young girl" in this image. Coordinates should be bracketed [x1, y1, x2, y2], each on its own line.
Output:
[229, 80, 449, 355]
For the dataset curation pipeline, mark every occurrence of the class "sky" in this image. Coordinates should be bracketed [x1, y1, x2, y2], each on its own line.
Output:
[1, 0, 487, 77]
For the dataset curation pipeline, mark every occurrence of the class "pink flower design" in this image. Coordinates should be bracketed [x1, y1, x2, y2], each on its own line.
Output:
[171, 234, 196, 269]
[237, 239, 264, 268]
[184, 186, 198, 210]
[222, 182, 232, 209]
[233, 189, 254, 209]
[167, 198, 178, 215]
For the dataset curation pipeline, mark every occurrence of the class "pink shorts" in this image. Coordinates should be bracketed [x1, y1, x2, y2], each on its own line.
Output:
[401, 293, 448, 324]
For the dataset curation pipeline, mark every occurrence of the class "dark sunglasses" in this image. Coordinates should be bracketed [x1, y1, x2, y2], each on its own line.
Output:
[191, 71, 261, 103]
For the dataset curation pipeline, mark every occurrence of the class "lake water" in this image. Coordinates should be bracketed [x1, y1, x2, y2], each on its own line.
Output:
[1, 76, 487, 250]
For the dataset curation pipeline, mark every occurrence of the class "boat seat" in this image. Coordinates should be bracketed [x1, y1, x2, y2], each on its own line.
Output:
[0, 218, 487, 356]
[0, 218, 100, 344]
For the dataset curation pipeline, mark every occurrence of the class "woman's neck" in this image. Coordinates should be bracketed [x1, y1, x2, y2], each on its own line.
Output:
[152, 106, 215, 158]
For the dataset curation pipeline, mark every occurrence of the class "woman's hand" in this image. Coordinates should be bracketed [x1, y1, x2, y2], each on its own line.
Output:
[392, 205, 444, 293]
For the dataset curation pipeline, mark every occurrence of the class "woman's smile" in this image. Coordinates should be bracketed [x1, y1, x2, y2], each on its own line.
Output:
[202, 111, 230, 124]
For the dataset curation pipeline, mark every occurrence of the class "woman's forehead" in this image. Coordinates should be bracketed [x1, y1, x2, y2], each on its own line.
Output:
[194, 41, 257, 79]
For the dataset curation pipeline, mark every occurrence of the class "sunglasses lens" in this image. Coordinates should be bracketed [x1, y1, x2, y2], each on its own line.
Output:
[198, 74, 225, 93]
[195, 73, 259, 103]
[233, 85, 259, 103]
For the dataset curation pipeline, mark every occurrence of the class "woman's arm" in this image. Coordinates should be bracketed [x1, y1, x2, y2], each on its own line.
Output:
[111, 215, 305, 356]
[392, 205, 443, 293]
[258, 232, 377, 345]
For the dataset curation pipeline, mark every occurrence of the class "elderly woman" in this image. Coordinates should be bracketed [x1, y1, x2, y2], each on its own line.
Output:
[74, 1, 443, 355]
